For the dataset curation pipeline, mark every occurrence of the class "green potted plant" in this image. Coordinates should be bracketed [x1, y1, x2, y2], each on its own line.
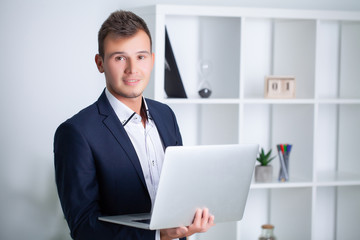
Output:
[255, 148, 276, 183]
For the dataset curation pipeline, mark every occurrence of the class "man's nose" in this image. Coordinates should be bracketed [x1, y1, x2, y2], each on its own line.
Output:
[125, 58, 138, 74]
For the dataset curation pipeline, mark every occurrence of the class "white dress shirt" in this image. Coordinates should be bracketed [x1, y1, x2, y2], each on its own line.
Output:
[105, 89, 167, 240]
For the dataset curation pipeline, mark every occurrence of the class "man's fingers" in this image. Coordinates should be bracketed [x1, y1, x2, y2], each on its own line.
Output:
[161, 209, 215, 240]
[209, 214, 215, 225]
[201, 208, 210, 227]
[192, 208, 202, 226]
[188, 208, 215, 234]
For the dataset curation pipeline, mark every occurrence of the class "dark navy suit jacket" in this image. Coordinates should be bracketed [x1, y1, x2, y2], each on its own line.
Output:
[54, 90, 183, 240]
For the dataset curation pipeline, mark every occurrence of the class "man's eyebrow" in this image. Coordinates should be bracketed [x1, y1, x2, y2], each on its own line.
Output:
[136, 50, 151, 55]
[108, 50, 151, 58]
[108, 51, 126, 58]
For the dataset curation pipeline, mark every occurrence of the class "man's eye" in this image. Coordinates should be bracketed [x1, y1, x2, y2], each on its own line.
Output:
[138, 55, 145, 60]
[115, 56, 125, 61]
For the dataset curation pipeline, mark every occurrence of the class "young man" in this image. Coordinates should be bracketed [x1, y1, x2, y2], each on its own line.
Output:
[54, 10, 214, 240]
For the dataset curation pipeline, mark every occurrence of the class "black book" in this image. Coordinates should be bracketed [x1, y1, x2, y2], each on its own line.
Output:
[164, 27, 187, 98]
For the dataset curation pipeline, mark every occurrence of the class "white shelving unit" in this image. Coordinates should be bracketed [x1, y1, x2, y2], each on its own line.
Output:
[133, 5, 360, 240]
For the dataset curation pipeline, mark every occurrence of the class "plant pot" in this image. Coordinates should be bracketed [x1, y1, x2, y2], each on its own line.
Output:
[255, 165, 273, 183]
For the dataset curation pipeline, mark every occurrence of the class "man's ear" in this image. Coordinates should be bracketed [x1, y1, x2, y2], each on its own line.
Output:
[151, 52, 155, 68]
[95, 54, 104, 73]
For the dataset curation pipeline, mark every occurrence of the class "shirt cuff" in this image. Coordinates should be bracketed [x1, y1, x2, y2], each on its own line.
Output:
[156, 230, 160, 240]
[156, 230, 179, 240]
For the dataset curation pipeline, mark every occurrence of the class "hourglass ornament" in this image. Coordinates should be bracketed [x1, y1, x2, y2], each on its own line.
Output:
[198, 60, 213, 98]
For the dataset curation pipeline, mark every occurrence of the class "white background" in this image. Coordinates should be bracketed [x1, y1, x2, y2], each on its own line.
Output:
[0, 0, 359, 239]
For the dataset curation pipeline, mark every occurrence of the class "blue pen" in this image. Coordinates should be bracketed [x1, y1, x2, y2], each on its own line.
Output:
[287, 144, 292, 153]
[284, 144, 292, 179]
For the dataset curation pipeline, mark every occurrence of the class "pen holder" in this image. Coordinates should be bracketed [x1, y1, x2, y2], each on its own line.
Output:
[277, 144, 292, 182]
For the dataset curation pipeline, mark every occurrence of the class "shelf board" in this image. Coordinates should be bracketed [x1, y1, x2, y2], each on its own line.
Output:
[243, 98, 360, 104]
[161, 98, 360, 105]
[316, 171, 360, 187]
[317, 98, 360, 104]
[250, 172, 360, 189]
[243, 98, 315, 104]
[162, 98, 240, 104]
[162, 98, 313, 104]
[250, 178, 313, 189]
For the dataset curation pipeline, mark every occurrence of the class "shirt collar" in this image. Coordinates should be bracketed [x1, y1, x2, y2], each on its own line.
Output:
[105, 88, 152, 126]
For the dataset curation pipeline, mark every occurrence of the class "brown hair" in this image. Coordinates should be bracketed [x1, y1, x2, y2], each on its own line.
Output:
[98, 10, 152, 58]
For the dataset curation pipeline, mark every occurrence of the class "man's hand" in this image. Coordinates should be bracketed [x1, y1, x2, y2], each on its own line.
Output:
[160, 208, 215, 240]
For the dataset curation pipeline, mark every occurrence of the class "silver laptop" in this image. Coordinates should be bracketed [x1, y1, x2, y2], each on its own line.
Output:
[98, 144, 258, 230]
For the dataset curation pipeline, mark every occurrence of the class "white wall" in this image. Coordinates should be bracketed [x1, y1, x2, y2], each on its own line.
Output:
[0, 0, 359, 239]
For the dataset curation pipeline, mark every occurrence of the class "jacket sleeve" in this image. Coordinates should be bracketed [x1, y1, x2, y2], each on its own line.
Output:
[54, 122, 155, 240]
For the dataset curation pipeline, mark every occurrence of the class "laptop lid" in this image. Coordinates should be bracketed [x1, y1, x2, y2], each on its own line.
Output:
[99, 144, 258, 230]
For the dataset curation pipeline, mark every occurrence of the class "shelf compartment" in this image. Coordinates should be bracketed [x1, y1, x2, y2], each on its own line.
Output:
[271, 188, 312, 239]
[315, 104, 338, 176]
[315, 186, 360, 240]
[243, 18, 316, 99]
[273, 19, 316, 99]
[242, 18, 272, 99]
[316, 20, 340, 99]
[316, 20, 360, 99]
[338, 104, 360, 173]
[165, 15, 241, 99]
[339, 21, 360, 99]
[238, 189, 272, 239]
[169, 103, 239, 146]
[239, 188, 312, 240]
[336, 186, 360, 239]
[316, 104, 360, 180]
[242, 104, 314, 182]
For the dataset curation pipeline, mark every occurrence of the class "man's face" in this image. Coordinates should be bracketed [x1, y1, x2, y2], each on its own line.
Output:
[96, 30, 154, 103]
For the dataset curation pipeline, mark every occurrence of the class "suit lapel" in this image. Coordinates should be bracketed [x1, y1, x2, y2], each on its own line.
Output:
[150, 110, 170, 148]
[96, 91, 147, 189]
[147, 100, 179, 148]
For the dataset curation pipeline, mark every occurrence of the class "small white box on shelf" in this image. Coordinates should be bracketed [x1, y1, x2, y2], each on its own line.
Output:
[265, 76, 296, 99]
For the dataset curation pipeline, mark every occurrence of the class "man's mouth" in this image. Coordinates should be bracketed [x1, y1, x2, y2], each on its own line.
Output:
[124, 79, 140, 85]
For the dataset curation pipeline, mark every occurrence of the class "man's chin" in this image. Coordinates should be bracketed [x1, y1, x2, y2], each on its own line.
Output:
[117, 92, 143, 100]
